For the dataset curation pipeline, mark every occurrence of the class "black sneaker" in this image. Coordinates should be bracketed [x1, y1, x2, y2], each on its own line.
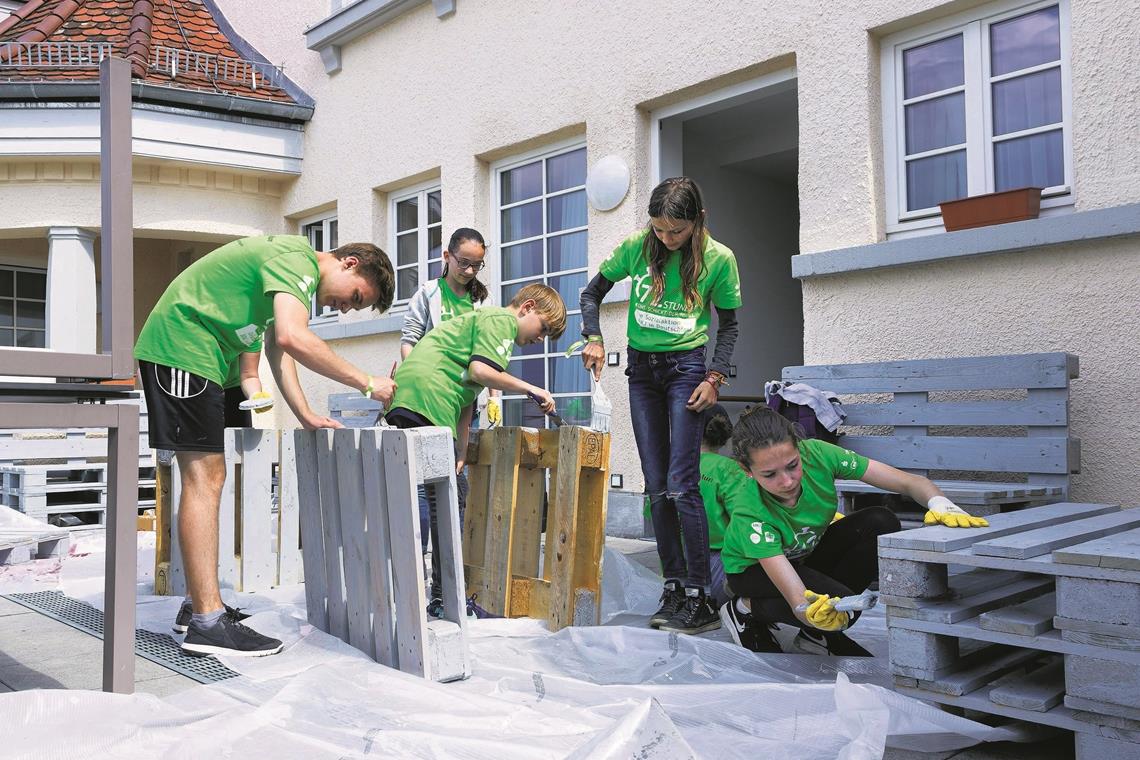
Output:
[172, 600, 251, 634]
[718, 600, 781, 653]
[792, 628, 872, 657]
[658, 587, 721, 635]
[649, 580, 686, 628]
[426, 597, 444, 619]
[181, 609, 283, 658]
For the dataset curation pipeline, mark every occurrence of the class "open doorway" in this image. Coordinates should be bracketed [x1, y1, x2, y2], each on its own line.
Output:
[652, 73, 802, 411]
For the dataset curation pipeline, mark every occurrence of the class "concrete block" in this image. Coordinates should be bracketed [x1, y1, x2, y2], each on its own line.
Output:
[879, 557, 949, 598]
[572, 589, 596, 627]
[1057, 576, 1140, 627]
[978, 592, 1056, 636]
[1075, 733, 1140, 760]
[425, 619, 470, 683]
[1065, 654, 1140, 708]
[989, 658, 1064, 711]
[888, 627, 958, 670]
[1066, 694, 1140, 724]
[411, 428, 455, 482]
[604, 490, 646, 538]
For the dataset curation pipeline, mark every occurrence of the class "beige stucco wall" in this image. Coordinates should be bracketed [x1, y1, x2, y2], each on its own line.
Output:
[214, 0, 1139, 503]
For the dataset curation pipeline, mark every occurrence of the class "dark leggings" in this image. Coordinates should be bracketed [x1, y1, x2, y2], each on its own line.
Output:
[725, 506, 900, 628]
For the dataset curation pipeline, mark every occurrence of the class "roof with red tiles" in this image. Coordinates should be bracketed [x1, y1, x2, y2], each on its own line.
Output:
[0, 0, 309, 111]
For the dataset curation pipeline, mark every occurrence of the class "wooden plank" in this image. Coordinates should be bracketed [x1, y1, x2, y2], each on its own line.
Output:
[892, 391, 929, 477]
[883, 568, 1026, 610]
[462, 457, 490, 570]
[571, 431, 610, 626]
[314, 430, 348, 641]
[276, 432, 303, 586]
[894, 683, 1090, 735]
[168, 458, 185, 596]
[153, 462, 173, 595]
[843, 397, 1070, 427]
[887, 575, 1053, 623]
[989, 658, 1064, 712]
[879, 502, 1119, 552]
[842, 435, 1074, 474]
[293, 430, 328, 631]
[238, 428, 276, 592]
[382, 428, 431, 678]
[972, 510, 1140, 559]
[417, 429, 467, 629]
[508, 466, 544, 580]
[897, 645, 1039, 695]
[217, 429, 241, 590]
[510, 577, 551, 618]
[837, 479, 1056, 498]
[783, 352, 1077, 393]
[978, 592, 1055, 636]
[333, 428, 374, 658]
[1065, 694, 1140, 724]
[879, 544, 1140, 585]
[360, 429, 396, 668]
[482, 427, 523, 617]
[1054, 527, 1140, 571]
[1054, 616, 1140, 641]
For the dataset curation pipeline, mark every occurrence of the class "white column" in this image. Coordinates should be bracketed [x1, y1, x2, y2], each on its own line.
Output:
[46, 226, 98, 353]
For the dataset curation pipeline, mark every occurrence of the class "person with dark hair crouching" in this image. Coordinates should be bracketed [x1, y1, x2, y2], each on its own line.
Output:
[717, 406, 989, 655]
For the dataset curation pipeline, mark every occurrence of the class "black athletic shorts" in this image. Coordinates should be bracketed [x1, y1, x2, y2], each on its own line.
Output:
[139, 360, 225, 452]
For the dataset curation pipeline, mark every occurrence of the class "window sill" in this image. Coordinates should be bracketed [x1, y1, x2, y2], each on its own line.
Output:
[304, 0, 456, 74]
[791, 202, 1140, 279]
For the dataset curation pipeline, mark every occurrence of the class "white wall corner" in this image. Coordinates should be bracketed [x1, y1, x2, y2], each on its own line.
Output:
[46, 226, 98, 354]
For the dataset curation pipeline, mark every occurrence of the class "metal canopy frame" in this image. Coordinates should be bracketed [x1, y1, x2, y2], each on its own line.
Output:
[0, 57, 138, 693]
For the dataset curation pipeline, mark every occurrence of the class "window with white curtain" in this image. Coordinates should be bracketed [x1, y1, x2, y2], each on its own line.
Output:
[493, 143, 589, 429]
[0, 265, 47, 348]
[882, 0, 1072, 233]
[391, 185, 443, 306]
[301, 213, 338, 321]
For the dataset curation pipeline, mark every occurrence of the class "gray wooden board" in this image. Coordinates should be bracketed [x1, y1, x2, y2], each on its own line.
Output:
[315, 431, 349, 642]
[977, 592, 1055, 636]
[973, 510, 1140, 559]
[1066, 695, 1140, 724]
[879, 502, 1119, 552]
[886, 575, 1052, 624]
[1055, 616, 1140, 641]
[1054, 527, 1140, 571]
[333, 429, 375, 658]
[886, 614, 1140, 665]
[239, 428, 276, 591]
[835, 479, 1060, 506]
[841, 435, 1072, 474]
[782, 353, 1077, 393]
[276, 433, 303, 586]
[989, 658, 1065, 711]
[1062, 628, 1140, 652]
[879, 544, 1140, 584]
[882, 568, 1028, 610]
[169, 462, 185, 595]
[382, 429, 431, 678]
[900, 646, 1039, 696]
[293, 431, 328, 631]
[842, 397, 1069, 427]
[360, 430, 396, 669]
[893, 683, 1092, 735]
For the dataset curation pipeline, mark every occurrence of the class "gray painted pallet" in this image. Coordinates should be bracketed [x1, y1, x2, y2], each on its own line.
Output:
[973, 510, 1140, 559]
[886, 574, 1053, 624]
[1054, 527, 1140, 572]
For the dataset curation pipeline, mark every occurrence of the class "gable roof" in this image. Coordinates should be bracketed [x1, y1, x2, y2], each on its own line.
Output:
[0, 0, 313, 120]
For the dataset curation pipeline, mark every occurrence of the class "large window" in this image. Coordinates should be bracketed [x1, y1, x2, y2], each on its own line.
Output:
[0, 266, 47, 348]
[301, 213, 338, 321]
[494, 144, 589, 429]
[391, 184, 442, 305]
[882, 0, 1071, 232]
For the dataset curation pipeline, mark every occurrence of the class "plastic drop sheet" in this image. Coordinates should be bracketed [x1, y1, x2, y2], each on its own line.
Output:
[0, 539, 1033, 759]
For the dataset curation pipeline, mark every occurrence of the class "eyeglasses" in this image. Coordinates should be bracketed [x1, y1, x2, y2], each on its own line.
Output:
[451, 256, 485, 272]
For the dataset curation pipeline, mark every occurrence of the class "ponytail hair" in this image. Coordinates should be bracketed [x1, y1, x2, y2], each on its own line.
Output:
[702, 404, 733, 449]
[731, 406, 803, 468]
[443, 227, 489, 304]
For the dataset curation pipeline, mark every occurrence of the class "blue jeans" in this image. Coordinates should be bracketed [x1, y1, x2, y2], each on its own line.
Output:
[627, 346, 712, 590]
[710, 550, 728, 608]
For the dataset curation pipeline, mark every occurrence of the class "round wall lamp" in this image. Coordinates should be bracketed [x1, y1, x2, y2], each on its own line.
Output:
[585, 155, 630, 211]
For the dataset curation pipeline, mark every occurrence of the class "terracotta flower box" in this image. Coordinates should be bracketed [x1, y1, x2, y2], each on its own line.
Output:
[939, 187, 1042, 231]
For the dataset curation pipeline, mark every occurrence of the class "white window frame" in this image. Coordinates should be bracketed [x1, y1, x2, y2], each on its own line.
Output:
[389, 179, 443, 309]
[299, 211, 338, 323]
[489, 137, 589, 428]
[882, 0, 1073, 237]
[0, 264, 48, 349]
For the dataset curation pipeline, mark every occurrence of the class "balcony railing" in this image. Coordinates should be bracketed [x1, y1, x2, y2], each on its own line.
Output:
[149, 45, 283, 90]
[0, 41, 111, 68]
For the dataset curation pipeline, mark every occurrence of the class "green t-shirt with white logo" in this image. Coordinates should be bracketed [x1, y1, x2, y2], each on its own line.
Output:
[391, 307, 518, 436]
[135, 235, 318, 387]
[598, 229, 742, 353]
[700, 451, 751, 551]
[720, 439, 870, 575]
[438, 279, 475, 322]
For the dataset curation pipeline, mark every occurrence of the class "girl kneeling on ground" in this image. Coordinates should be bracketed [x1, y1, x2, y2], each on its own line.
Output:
[718, 406, 989, 656]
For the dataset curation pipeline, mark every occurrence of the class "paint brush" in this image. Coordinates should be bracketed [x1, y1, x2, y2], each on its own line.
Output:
[527, 390, 568, 426]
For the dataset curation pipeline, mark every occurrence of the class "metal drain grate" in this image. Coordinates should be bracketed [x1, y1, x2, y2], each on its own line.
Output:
[3, 591, 240, 684]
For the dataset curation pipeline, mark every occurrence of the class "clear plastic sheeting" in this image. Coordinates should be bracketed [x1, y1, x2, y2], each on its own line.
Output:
[0, 535, 1034, 759]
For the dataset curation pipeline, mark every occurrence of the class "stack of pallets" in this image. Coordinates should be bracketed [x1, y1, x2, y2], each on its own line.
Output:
[879, 502, 1140, 759]
[0, 463, 156, 525]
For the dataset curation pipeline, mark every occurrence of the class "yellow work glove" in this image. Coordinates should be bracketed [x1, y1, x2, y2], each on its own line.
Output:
[486, 397, 502, 426]
[803, 590, 851, 632]
[830, 511, 845, 523]
[923, 495, 988, 528]
[250, 390, 274, 413]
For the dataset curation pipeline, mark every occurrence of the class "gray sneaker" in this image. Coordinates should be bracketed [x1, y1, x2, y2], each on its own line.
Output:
[182, 609, 283, 658]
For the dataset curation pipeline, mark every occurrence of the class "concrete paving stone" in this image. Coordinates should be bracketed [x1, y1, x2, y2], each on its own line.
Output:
[0, 596, 35, 617]
[880, 557, 949, 598]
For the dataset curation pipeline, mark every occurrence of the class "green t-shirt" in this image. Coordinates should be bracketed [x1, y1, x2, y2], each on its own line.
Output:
[598, 229, 742, 353]
[391, 307, 518, 436]
[135, 235, 318, 386]
[438, 278, 475, 322]
[699, 451, 750, 551]
[720, 439, 870, 575]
